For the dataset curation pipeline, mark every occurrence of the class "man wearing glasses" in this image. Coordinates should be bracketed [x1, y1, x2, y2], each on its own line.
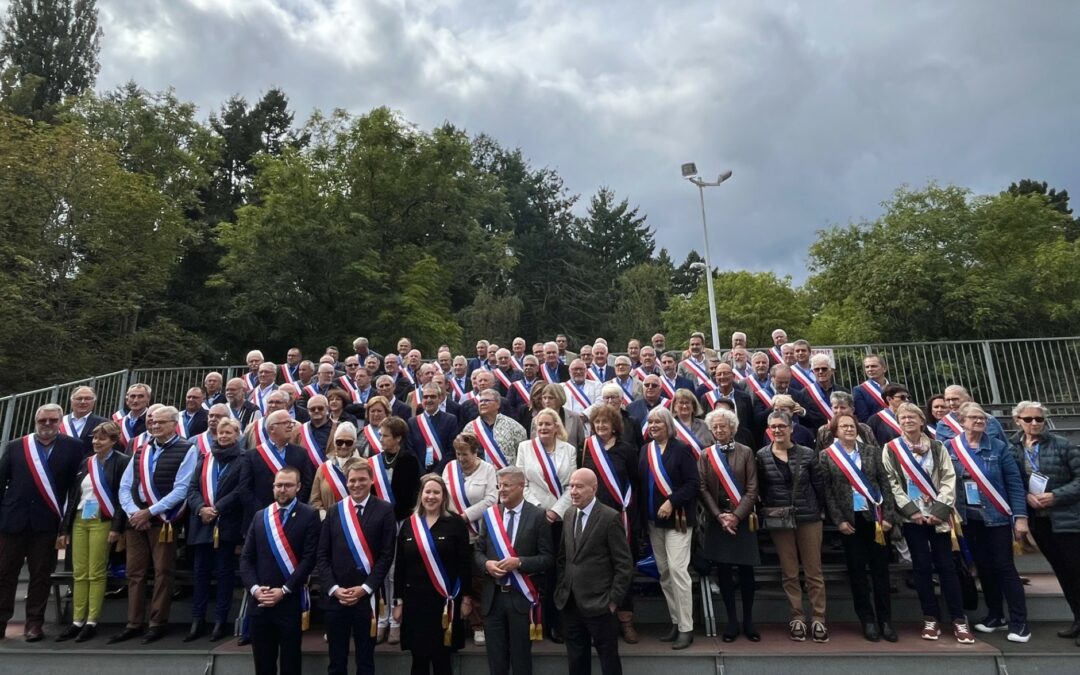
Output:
[854, 355, 892, 422]
[0, 404, 84, 641]
[801, 355, 848, 430]
[869, 384, 913, 446]
[241, 411, 314, 531]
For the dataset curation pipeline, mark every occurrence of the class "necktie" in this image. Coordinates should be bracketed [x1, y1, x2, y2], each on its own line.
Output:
[356, 503, 364, 520]
[575, 509, 585, 540]
[505, 508, 516, 545]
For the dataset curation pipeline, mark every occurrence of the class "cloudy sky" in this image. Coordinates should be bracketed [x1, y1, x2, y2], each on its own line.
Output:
[19, 0, 1080, 280]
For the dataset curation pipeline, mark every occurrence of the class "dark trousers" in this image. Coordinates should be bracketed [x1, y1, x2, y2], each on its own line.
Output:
[543, 521, 563, 636]
[326, 600, 376, 675]
[483, 589, 535, 675]
[715, 563, 755, 625]
[410, 649, 451, 675]
[903, 523, 966, 621]
[0, 531, 57, 629]
[841, 517, 892, 625]
[966, 519, 1027, 628]
[563, 598, 622, 675]
[191, 542, 237, 624]
[1029, 516, 1080, 621]
[124, 525, 177, 627]
[250, 600, 302, 675]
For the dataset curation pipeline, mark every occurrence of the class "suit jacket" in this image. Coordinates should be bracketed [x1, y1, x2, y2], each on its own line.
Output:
[242, 442, 315, 526]
[852, 381, 892, 423]
[239, 501, 320, 614]
[407, 410, 459, 473]
[589, 365, 615, 383]
[0, 434, 85, 534]
[179, 409, 209, 439]
[229, 401, 262, 431]
[538, 362, 570, 385]
[554, 500, 633, 617]
[473, 500, 553, 615]
[697, 386, 755, 437]
[60, 413, 108, 456]
[62, 450, 131, 534]
[606, 377, 643, 403]
[204, 392, 227, 409]
[186, 443, 245, 544]
[801, 384, 849, 430]
[317, 495, 397, 607]
[390, 398, 414, 421]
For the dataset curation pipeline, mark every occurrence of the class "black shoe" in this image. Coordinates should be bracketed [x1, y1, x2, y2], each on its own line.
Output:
[141, 627, 165, 644]
[744, 623, 761, 642]
[1058, 622, 1080, 639]
[548, 628, 564, 644]
[672, 631, 694, 650]
[880, 622, 898, 643]
[56, 624, 82, 642]
[183, 620, 205, 643]
[863, 622, 881, 642]
[24, 628, 44, 642]
[722, 621, 739, 642]
[0, 622, 7, 639]
[209, 623, 227, 642]
[107, 626, 143, 644]
[237, 635, 251, 646]
[74, 624, 97, 643]
[659, 625, 679, 642]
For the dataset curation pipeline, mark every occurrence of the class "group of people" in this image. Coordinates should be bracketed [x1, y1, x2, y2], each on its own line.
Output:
[0, 328, 1078, 675]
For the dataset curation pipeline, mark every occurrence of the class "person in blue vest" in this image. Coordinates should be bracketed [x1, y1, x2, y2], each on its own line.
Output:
[0, 403, 84, 642]
[240, 466, 319, 675]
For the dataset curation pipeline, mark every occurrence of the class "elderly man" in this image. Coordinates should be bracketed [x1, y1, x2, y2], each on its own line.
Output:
[657, 352, 695, 399]
[428, 371, 463, 422]
[0, 404, 84, 641]
[405, 363, 437, 413]
[447, 355, 472, 403]
[60, 386, 108, 456]
[352, 337, 382, 367]
[853, 354, 892, 423]
[578, 344, 594, 370]
[113, 383, 152, 448]
[492, 348, 524, 395]
[798, 354, 848, 430]
[277, 384, 310, 423]
[303, 363, 341, 401]
[555, 333, 576, 363]
[203, 372, 227, 409]
[608, 356, 644, 405]
[627, 374, 671, 438]
[180, 387, 209, 439]
[728, 347, 751, 380]
[249, 362, 280, 415]
[467, 389, 528, 467]
[112, 406, 197, 643]
[468, 340, 491, 378]
[244, 391, 290, 448]
[935, 385, 1007, 443]
[460, 371, 517, 426]
[751, 365, 813, 442]
[540, 342, 570, 384]
[225, 377, 262, 431]
[190, 403, 231, 456]
[294, 360, 316, 389]
[293, 394, 333, 464]
[244, 350, 265, 391]
[280, 348, 302, 385]
[564, 359, 603, 416]
[781, 343, 796, 367]
[731, 332, 747, 349]
[769, 329, 788, 364]
[651, 333, 667, 353]
[632, 347, 660, 381]
[507, 356, 542, 411]
[381, 354, 413, 401]
[242, 410, 314, 531]
[374, 375, 413, 420]
[403, 349, 424, 386]
[407, 383, 459, 474]
[678, 332, 713, 389]
[698, 363, 754, 432]
[590, 343, 614, 383]
[436, 349, 453, 374]
[626, 339, 643, 369]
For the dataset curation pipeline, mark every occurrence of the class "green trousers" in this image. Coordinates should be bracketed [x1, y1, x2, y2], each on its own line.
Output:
[71, 511, 113, 624]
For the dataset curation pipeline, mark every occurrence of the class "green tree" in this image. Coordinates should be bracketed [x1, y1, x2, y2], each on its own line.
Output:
[671, 249, 705, 296]
[610, 262, 671, 345]
[0, 0, 101, 119]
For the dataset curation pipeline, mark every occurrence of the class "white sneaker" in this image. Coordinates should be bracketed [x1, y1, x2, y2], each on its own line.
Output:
[709, 581, 721, 596]
[474, 629, 486, 646]
[1007, 624, 1031, 643]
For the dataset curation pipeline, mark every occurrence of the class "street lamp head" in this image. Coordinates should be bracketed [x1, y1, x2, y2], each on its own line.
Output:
[717, 169, 733, 184]
[689, 262, 707, 273]
[681, 163, 698, 178]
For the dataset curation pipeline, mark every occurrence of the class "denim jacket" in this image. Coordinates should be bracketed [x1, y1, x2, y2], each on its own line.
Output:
[947, 433, 1027, 527]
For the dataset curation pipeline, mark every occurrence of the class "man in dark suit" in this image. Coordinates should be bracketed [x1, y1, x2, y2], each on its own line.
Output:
[800, 354, 849, 430]
[318, 459, 396, 675]
[475, 466, 553, 675]
[467, 339, 491, 378]
[555, 468, 633, 675]
[0, 404, 84, 641]
[590, 343, 615, 383]
[180, 387, 210, 439]
[429, 372, 463, 421]
[407, 383, 459, 474]
[752, 365, 813, 437]
[241, 410, 315, 530]
[659, 352, 696, 396]
[203, 371, 228, 409]
[697, 363, 754, 432]
[376, 375, 413, 420]
[60, 385, 108, 456]
[240, 467, 319, 675]
[540, 342, 570, 384]
[381, 355, 414, 402]
[113, 383, 151, 448]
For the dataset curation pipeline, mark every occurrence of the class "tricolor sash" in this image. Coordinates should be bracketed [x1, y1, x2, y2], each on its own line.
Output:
[448, 377, 466, 402]
[200, 453, 223, 509]
[769, 346, 783, 364]
[410, 388, 423, 409]
[804, 381, 834, 421]
[482, 505, 543, 639]
[860, 380, 888, 408]
[673, 418, 706, 460]
[886, 438, 938, 500]
[875, 408, 903, 436]
[950, 436, 1012, 516]
[265, 503, 298, 577]
[510, 355, 525, 372]
[617, 379, 635, 406]
[179, 412, 199, 439]
[409, 513, 461, 646]
[337, 499, 375, 573]
[445, 460, 478, 535]
[682, 358, 712, 387]
[417, 413, 446, 465]
[338, 376, 357, 400]
[705, 444, 745, 508]
[249, 387, 270, 414]
[401, 368, 417, 387]
[59, 414, 82, 438]
[790, 365, 816, 390]
[363, 425, 384, 455]
[564, 382, 592, 410]
[587, 365, 603, 382]
[193, 431, 213, 457]
[296, 422, 325, 467]
[540, 364, 561, 384]
[303, 384, 320, 400]
[646, 441, 674, 498]
[584, 436, 631, 536]
[256, 442, 286, 475]
[731, 367, 747, 382]
[251, 418, 270, 448]
[703, 388, 734, 411]
[658, 376, 677, 400]
[470, 419, 508, 469]
[530, 438, 563, 498]
[321, 460, 348, 502]
[87, 454, 116, 519]
[280, 364, 298, 385]
[511, 380, 533, 405]
[926, 424, 938, 440]
[113, 411, 141, 446]
[745, 376, 773, 407]
[369, 453, 394, 504]
[138, 442, 184, 522]
[631, 366, 649, 381]
[638, 399, 672, 440]
[826, 441, 883, 507]
[942, 413, 963, 435]
[22, 436, 61, 517]
[244, 372, 258, 391]
[493, 367, 513, 390]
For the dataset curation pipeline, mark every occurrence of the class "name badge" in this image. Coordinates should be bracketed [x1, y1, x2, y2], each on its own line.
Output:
[907, 482, 924, 502]
[964, 480, 982, 507]
[852, 489, 868, 512]
[82, 500, 100, 520]
[1028, 472, 1049, 496]
[425, 447, 434, 468]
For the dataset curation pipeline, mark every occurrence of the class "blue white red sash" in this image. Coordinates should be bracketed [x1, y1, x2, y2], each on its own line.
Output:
[87, 454, 116, 519]
[369, 453, 394, 504]
[296, 422, 325, 467]
[251, 418, 269, 448]
[804, 381, 834, 421]
[860, 380, 887, 408]
[617, 379, 635, 406]
[826, 440, 882, 506]
[875, 408, 903, 435]
[256, 442, 286, 475]
[587, 365, 603, 382]
[493, 367, 513, 390]
[673, 418, 706, 460]
[950, 436, 1012, 516]
[564, 382, 591, 410]
[249, 387, 271, 414]
[745, 376, 773, 407]
[410, 388, 423, 409]
[638, 399, 672, 440]
[200, 453, 221, 508]
[530, 438, 563, 498]
[417, 413, 446, 464]
[942, 413, 963, 435]
[244, 372, 258, 391]
[193, 431, 213, 457]
[703, 388, 735, 411]
[769, 346, 783, 364]
[337, 499, 375, 573]
[705, 445, 745, 508]
[363, 425, 383, 455]
[321, 460, 348, 502]
[138, 442, 184, 522]
[338, 376, 357, 401]
[402, 368, 417, 387]
[470, 419, 508, 469]
[445, 460, 478, 535]
[540, 364, 561, 384]
[646, 441, 674, 498]
[448, 377, 466, 402]
[265, 503, 298, 577]
[510, 355, 524, 372]
[926, 424, 937, 440]
[59, 414, 82, 438]
[113, 410, 141, 446]
[482, 505, 543, 637]
[886, 438, 938, 500]
[409, 514, 461, 646]
[280, 364, 297, 385]
[791, 364, 816, 390]
[659, 376, 677, 400]
[459, 391, 476, 405]
[22, 436, 61, 517]
[512, 380, 533, 405]
[632, 366, 650, 381]
[584, 436, 631, 536]
[682, 358, 711, 387]
[303, 384, 320, 399]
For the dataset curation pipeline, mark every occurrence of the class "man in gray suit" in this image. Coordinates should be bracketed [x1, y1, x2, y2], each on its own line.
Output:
[475, 467, 554, 675]
[555, 468, 633, 675]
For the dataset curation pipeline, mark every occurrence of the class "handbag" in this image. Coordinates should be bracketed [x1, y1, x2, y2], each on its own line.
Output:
[762, 506, 796, 530]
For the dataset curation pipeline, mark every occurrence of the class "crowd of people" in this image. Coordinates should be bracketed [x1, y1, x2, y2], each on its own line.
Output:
[0, 329, 1078, 675]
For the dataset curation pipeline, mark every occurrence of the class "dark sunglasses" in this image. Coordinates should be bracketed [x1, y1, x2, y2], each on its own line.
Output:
[335, 439, 355, 447]
[1019, 416, 1045, 423]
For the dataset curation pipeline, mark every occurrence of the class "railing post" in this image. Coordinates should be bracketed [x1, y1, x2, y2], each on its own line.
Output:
[49, 384, 60, 404]
[981, 341, 1003, 405]
[118, 369, 131, 411]
[1, 395, 16, 446]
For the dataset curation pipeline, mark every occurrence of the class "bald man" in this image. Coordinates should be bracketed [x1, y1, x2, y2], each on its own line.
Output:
[241, 410, 314, 532]
[935, 385, 1007, 444]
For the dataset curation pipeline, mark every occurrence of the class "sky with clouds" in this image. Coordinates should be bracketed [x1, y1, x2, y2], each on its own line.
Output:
[10, 0, 1079, 281]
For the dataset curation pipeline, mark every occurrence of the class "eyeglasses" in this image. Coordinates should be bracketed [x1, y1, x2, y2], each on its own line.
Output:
[308, 406, 326, 412]
[335, 439, 355, 447]
[768, 424, 790, 431]
[811, 367, 830, 373]
[893, 395, 910, 401]
[37, 418, 61, 424]
[1019, 416, 1045, 423]
[643, 383, 659, 388]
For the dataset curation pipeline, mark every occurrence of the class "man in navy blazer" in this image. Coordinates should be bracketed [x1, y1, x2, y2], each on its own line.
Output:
[659, 352, 695, 395]
[59, 386, 108, 456]
[0, 404, 84, 641]
[241, 411, 314, 531]
[318, 458, 397, 675]
[240, 467, 319, 675]
[407, 383, 459, 474]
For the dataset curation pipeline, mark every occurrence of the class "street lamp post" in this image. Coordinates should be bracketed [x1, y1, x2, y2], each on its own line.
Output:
[681, 163, 732, 353]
